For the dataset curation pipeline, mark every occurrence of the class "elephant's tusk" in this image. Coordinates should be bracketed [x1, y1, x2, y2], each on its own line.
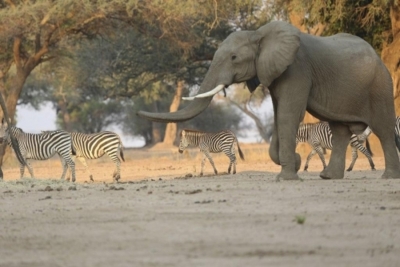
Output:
[191, 84, 225, 99]
[182, 96, 196, 101]
[181, 84, 225, 101]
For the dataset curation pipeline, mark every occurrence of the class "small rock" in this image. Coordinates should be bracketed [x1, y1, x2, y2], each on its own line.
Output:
[68, 186, 77, 191]
[44, 186, 53, 192]
[185, 173, 193, 178]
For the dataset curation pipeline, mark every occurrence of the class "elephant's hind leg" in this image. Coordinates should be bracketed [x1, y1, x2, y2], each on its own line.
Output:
[371, 118, 400, 178]
[320, 122, 351, 179]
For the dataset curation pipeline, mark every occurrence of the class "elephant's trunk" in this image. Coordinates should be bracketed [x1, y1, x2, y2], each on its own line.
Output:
[137, 96, 213, 122]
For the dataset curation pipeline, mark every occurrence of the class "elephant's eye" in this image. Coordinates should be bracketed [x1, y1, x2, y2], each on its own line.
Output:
[231, 55, 237, 61]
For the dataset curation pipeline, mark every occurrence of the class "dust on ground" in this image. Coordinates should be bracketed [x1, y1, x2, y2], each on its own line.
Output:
[0, 143, 399, 267]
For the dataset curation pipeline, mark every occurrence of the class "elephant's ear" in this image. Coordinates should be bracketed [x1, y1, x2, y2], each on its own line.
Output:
[251, 21, 301, 87]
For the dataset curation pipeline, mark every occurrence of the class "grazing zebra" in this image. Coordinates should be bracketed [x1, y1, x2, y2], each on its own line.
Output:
[0, 120, 76, 181]
[70, 131, 124, 182]
[296, 122, 375, 172]
[178, 129, 244, 176]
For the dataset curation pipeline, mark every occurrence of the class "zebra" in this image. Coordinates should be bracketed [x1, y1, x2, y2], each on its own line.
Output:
[0, 120, 76, 181]
[394, 116, 400, 153]
[178, 129, 244, 176]
[296, 122, 375, 172]
[69, 131, 124, 182]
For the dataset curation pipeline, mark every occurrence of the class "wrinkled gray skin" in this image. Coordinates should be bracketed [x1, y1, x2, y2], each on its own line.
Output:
[138, 21, 400, 180]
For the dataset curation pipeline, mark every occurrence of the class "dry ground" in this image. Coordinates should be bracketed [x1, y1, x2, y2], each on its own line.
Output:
[0, 142, 400, 267]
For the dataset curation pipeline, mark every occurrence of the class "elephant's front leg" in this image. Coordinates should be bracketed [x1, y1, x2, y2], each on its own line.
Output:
[270, 106, 304, 180]
[274, 115, 302, 180]
[320, 122, 351, 179]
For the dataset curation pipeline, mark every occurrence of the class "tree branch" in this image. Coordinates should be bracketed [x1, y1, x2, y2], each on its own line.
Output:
[13, 36, 22, 70]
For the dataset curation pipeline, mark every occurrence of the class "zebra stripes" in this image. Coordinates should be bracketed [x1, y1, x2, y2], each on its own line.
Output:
[0, 122, 76, 182]
[178, 129, 244, 176]
[70, 131, 124, 181]
[296, 122, 375, 172]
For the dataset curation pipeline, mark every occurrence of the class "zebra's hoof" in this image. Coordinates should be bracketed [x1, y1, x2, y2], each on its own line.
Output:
[346, 168, 352, 172]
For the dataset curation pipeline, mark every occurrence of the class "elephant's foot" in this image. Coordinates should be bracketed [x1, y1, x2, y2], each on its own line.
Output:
[276, 171, 300, 181]
[320, 167, 344, 180]
[381, 169, 400, 179]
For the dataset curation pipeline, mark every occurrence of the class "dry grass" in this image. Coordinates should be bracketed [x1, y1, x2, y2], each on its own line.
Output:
[1, 141, 384, 184]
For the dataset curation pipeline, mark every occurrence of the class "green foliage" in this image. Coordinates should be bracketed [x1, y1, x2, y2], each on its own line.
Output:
[278, 0, 392, 53]
[59, 98, 124, 133]
[295, 215, 306, 225]
[179, 101, 243, 133]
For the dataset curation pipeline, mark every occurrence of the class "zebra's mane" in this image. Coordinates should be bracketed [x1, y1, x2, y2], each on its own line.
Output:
[181, 129, 206, 135]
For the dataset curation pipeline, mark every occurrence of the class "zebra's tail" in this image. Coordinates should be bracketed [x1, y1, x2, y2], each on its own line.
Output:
[237, 141, 245, 161]
[119, 139, 125, 162]
[365, 138, 373, 157]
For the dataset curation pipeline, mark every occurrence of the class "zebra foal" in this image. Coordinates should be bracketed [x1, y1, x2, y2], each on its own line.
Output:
[0, 119, 76, 181]
[70, 131, 124, 182]
[178, 129, 244, 176]
[296, 122, 375, 172]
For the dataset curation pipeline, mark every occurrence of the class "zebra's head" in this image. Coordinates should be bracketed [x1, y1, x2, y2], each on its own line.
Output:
[178, 130, 189, 153]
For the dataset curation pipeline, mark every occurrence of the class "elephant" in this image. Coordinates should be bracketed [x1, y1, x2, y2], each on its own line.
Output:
[138, 21, 400, 180]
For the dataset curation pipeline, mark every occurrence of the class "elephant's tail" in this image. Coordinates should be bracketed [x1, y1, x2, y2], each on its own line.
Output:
[365, 138, 373, 157]
[395, 133, 400, 153]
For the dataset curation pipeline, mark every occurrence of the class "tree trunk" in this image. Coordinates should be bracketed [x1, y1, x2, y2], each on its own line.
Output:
[381, 4, 400, 114]
[0, 36, 48, 168]
[163, 80, 184, 145]
[151, 101, 163, 144]
[57, 99, 73, 132]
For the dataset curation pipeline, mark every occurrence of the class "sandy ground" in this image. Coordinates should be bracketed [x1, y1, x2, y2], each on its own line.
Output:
[0, 143, 400, 267]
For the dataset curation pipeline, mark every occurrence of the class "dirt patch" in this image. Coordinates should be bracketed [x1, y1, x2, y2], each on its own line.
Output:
[0, 144, 399, 267]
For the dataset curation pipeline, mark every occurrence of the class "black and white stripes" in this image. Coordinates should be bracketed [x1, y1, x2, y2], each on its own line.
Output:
[178, 129, 244, 176]
[70, 131, 124, 181]
[296, 122, 375, 171]
[0, 122, 76, 182]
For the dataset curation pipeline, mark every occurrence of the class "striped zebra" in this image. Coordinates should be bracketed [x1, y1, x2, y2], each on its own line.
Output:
[0, 120, 76, 181]
[395, 116, 400, 153]
[178, 129, 244, 176]
[70, 131, 124, 182]
[296, 122, 375, 172]
[395, 116, 400, 137]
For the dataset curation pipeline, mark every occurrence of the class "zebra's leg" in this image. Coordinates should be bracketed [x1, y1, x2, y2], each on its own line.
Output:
[20, 160, 34, 179]
[59, 154, 76, 182]
[76, 156, 92, 181]
[112, 158, 121, 182]
[202, 150, 218, 175]
[59, 156, 68, 180]
[105, 150, 122, 182]
[346, 147, 358, 172]
[304, 150, 317, 171]
[67, 159, 76, 182]
[226, 153, 237, 174]
[352, 143, 376, 171]
[314, 145, 327, 170]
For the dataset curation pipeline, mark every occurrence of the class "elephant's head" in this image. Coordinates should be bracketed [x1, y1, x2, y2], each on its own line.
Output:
[137, 21, 300, 122]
